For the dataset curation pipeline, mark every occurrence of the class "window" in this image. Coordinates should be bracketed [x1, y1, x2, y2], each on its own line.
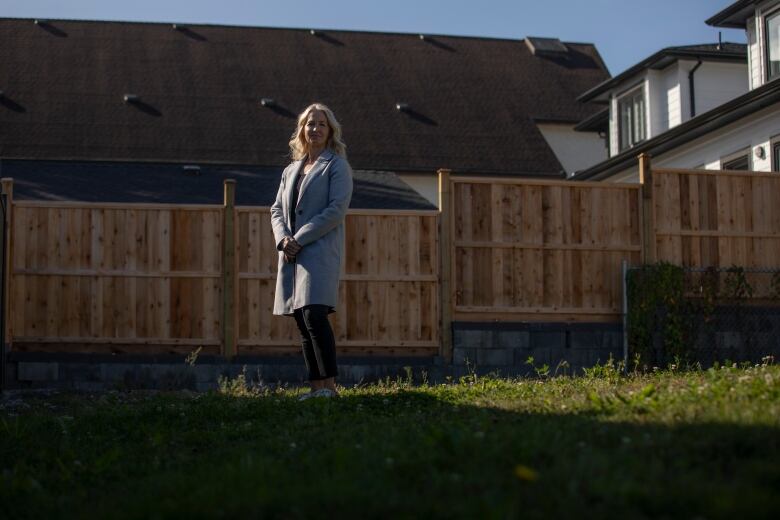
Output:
[721, 150, 750, 171]
[772, 138, 780, 171]
[618, 86, 646, 151]
[766, 9, 780, 81]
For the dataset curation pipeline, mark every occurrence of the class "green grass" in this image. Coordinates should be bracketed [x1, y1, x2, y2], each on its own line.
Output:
[2, 360, 779, 519]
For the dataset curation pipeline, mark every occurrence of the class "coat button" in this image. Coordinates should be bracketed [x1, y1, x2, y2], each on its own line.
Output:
[297, 210, 302, 215]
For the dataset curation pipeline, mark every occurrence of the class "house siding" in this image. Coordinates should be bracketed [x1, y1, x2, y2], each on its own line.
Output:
[749, 1, 780, 91]
[601, 103, 780, 182]
[694, 62, 750, 115]
[648, 69, 669, 136]
[748, 16, 762, 89]
[397, 174, 439, 206]
[536, 123, 607, 177]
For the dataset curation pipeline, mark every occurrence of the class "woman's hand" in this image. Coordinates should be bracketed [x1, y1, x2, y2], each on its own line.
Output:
[281, 236, 302, 256]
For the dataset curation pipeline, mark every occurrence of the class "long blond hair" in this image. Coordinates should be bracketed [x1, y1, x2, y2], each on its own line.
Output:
[288, 103, 347, 161]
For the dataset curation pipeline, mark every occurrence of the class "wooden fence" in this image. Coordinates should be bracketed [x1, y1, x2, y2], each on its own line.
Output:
[442, 174, 641, 322]
[2, 155, 779, 358]
[235, 207, 439, 356]
[647, 164, 780, 269]
[1, 178, 439, 356]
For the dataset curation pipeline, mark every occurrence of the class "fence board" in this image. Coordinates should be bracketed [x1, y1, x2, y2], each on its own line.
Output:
[653, 168, 780, 268]
[234, 208, 440, 353]
[451, 178, 641, 319]
[7, 166, 776, 357]
[9, 205, 224, 349]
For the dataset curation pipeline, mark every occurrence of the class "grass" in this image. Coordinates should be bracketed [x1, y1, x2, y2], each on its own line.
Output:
[1, 359, 779, 519]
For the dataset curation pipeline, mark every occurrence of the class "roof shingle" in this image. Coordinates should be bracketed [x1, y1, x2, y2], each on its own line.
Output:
[0, 18, 609, 177]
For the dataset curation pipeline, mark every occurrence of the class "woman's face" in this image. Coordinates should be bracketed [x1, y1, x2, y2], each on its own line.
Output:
[304, 110, 330, 150]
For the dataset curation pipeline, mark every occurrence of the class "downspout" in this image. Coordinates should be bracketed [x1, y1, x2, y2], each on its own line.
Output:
[688, 59, 703, 118]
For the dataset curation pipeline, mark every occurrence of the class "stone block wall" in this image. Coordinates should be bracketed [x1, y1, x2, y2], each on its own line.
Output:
[452, 321, 624, 378]
[5, 353, 444, 391]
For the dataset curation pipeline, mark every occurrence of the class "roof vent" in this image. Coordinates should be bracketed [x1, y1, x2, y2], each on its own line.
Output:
[525, 37, 568, 57]
[396, 102, 410, 112]
[182, 165, 201, 175]
[123, 94, 140, 103]
[260, 98, 276, 107]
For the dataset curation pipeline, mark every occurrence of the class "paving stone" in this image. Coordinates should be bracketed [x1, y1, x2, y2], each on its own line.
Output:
[17, 362, 59, 382]
[59, 363, 101, 381]
[530, 331, 566, 350]
[454, 329, 494, 349]
[477, 347, 513, 367]
[453, 347, 476, 366]
[570, 331, 603, 350]
[497, 330, 530, 349]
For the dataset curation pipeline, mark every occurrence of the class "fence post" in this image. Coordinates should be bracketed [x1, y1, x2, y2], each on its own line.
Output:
[638, 153, 656, 264]
[222, 179, 237, 359]
[0, 178, 12, 390]
[437, 169, 453, 364]
[1, 178, 12, 347]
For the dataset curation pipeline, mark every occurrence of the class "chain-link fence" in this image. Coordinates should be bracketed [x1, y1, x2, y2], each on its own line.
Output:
[624, 264, 780, 368]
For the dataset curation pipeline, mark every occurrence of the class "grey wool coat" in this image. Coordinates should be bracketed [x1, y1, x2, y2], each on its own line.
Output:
[270, 150, 353, 316]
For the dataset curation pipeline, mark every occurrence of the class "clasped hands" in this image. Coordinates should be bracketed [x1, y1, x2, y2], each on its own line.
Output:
[281, 236, 302, 262]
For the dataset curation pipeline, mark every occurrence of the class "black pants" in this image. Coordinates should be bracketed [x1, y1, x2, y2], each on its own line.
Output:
[293, 305, 338, 381]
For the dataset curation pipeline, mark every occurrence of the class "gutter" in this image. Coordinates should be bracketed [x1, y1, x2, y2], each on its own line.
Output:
[689, 59, 703, 118]
[578, 47, 747, 103]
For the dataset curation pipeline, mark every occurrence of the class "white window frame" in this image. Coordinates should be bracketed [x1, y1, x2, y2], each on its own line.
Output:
[617, 85, 646, 152]
[770, 134, 780, 171]
[720, 148, 752, 171]
[765, 6, 780, 82]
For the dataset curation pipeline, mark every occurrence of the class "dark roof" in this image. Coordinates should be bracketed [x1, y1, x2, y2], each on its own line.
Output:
[0, 159, 437, 210]
[574, 78, 780, 180]
[0, 18, 609, 177]
[706, 0, 757, 28]
[578, 43, 747, 103]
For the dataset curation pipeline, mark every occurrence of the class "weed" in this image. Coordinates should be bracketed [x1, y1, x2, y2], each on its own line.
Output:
[185, 346, 202, 367]
[217, 366, 265, 397]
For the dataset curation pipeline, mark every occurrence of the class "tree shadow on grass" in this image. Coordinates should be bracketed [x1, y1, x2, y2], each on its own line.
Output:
[2, 390, 778, 519]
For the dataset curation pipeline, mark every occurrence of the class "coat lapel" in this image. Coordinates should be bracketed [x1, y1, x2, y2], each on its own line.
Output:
[296, 150, 334, 208]
[287, 160, 305, 214]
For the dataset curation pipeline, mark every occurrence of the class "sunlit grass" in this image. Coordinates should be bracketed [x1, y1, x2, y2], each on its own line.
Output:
[1, 359, 779, 519]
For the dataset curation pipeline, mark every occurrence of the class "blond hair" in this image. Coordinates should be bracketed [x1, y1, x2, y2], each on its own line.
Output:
[288, 103, 347, 161]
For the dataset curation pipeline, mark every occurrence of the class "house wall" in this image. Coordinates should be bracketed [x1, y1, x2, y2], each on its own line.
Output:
[692, 61, 750, 115]
[608, 74, 647, 157]
[748, 0, 780, 90]
[397, 174, 439, 206]
[535, 123, 608, 177]
[602, 102, 780, 182]
[749, 16, 762, 89]
[605, 60, 748, 160]
[648, 65, 688, 136]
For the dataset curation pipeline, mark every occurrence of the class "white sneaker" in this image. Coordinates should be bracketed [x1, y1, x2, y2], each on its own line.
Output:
[310, 388, 338, 399]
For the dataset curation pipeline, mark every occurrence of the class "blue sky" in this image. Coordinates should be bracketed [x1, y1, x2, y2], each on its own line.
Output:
[3, 0, 745, 74]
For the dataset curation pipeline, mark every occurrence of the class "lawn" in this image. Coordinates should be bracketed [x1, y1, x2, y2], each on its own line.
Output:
[1, 360, 779, 519]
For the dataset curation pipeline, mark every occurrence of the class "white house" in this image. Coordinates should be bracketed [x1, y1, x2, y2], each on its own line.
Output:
[574, 0, 780, 182]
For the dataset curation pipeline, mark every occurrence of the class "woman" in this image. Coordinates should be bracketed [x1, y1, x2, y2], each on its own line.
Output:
[270, 103, 353, 399]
